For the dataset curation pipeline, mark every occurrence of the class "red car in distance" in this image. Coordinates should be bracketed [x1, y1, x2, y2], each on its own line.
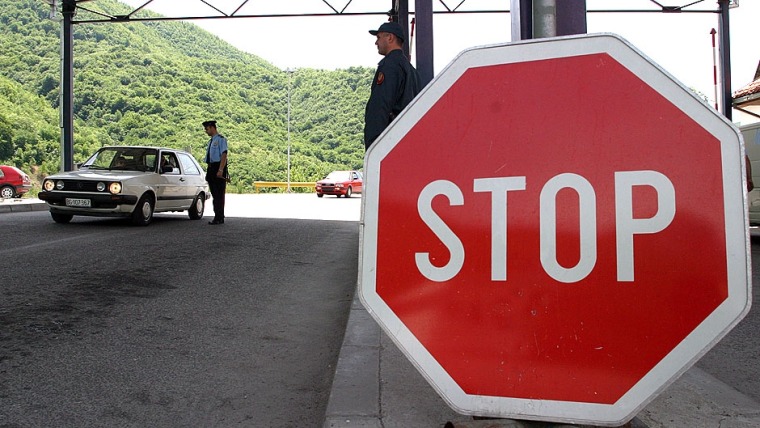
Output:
[0, 165, 32, 198]
[315, 170, 363, 198]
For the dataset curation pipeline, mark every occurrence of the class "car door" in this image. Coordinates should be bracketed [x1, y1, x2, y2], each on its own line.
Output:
[156, 151, 184, 210]
[177, 152, 204, 206]
[352, 171, 363, 194]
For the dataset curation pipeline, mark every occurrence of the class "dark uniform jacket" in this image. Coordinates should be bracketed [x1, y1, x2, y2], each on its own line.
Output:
[363, 49, 421, 148]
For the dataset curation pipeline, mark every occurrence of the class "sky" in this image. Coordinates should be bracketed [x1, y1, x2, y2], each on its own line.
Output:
[119, 0, 759, 111]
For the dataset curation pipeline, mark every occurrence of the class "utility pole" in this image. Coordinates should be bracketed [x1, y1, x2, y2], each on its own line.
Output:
[286, 68, 294, 193]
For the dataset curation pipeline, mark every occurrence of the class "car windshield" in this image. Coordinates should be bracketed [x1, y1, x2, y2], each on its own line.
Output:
[81, 147, 159, 172]
[325, 171, 350, 181]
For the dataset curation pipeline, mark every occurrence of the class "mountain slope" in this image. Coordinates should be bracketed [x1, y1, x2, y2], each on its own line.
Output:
[0, 0, 373, 191]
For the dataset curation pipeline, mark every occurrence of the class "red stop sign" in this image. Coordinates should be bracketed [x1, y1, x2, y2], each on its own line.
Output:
[359, 34, 751, 425]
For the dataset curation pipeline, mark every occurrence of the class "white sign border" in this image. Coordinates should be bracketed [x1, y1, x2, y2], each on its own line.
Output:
[359, 33, 752, 426]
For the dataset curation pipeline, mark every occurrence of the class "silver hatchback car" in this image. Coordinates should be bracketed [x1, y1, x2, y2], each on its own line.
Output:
[39, 146, 209, 226]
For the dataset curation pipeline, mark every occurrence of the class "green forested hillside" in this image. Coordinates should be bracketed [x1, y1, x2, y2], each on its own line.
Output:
[0, 0, 373, 193]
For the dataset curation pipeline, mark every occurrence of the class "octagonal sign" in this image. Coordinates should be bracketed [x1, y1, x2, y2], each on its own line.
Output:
[358, 34, 751, 426]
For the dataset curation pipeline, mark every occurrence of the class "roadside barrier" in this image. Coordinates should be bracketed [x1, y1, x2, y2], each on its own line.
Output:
[253, 181, 316, 193]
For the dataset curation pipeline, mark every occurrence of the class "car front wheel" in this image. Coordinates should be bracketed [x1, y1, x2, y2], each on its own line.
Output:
[131, 195, 154, 226]
[0, 186, 14, 199]
[51, 212, 73, 224]
[316, 193, 323, 198]
[188, 193, 205, 220]
[345, 186, 353, 198]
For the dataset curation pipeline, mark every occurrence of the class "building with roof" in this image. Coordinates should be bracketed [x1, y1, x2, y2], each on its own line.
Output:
[733, 60, 760, 124]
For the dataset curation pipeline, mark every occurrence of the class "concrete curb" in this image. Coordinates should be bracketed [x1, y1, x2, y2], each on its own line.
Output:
[324, 297, 382, 428]
[0, 199, 47, 214]
[325, 295, 760, 428]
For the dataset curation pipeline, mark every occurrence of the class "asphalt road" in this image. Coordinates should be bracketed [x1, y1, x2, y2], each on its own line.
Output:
[0, 205, 359, 427]
[2, 196, 760, 427]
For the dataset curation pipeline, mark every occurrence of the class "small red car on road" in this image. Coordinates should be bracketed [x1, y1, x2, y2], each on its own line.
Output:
[316, 170, 363, 198]
[0, 165, 32, 198]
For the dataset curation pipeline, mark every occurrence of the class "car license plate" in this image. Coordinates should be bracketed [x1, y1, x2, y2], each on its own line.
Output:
[66, 198, 91, 207]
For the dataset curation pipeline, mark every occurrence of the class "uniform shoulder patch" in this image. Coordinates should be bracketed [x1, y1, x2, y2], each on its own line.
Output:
[377, 72, 385, 85]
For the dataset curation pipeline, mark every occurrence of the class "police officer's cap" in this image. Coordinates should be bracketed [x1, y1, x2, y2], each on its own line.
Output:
[369, 22, 405, 42]
[202, 120, 217, 128]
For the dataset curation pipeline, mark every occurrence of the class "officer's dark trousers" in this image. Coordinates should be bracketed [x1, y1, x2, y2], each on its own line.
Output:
[206, 162, 226, 221]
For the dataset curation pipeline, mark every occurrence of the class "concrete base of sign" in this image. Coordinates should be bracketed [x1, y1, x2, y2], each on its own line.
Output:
[324, 295, 760, 428]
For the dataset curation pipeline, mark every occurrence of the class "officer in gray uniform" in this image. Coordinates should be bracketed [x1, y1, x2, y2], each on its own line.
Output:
[203, 120, 228, 225]
[364, 21, 421, 149]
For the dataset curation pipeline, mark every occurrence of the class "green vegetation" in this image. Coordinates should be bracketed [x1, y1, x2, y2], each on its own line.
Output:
[0, 0, 373, 193]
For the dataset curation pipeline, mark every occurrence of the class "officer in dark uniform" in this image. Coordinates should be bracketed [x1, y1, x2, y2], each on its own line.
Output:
[364, 21, 421, 149]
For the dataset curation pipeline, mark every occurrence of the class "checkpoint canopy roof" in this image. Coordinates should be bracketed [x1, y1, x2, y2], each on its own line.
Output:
[43, 0, 726, 24]
[45, 0, 506, 22]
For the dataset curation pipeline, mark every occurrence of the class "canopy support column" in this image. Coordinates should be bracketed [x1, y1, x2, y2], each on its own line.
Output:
[61, 0, 75, 171]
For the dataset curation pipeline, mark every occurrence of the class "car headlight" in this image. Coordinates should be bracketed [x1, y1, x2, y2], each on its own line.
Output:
[55, 180, 64, 190]
[43, 179, 54, 191]
[96, 182, 106, 192]
[109, 182, 122, 194]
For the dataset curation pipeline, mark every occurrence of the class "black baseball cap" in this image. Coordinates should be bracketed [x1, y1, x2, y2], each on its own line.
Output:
[369, 22, 405, 42]
[202, 120, 217, 128]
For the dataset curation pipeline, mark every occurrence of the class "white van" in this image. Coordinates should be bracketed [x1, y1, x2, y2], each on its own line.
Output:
[743, 122, 760, 225]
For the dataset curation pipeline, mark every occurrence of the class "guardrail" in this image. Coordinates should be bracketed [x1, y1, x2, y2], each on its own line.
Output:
[253, 181, 316, 193]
